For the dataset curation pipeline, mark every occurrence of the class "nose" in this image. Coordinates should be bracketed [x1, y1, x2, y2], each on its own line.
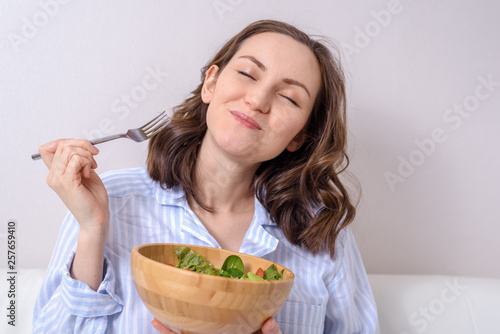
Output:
[245, 85, 271, 113]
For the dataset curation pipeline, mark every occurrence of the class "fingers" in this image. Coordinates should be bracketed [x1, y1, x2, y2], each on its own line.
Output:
[45, 139, 99, 190]
[66, 149, 94, 179]
[40, 139, 98, 170]
[261, 318, 282, 334]
[151, 319, 179, 334]
[151, 318, 278, 334]
[38, 139, 62, 169]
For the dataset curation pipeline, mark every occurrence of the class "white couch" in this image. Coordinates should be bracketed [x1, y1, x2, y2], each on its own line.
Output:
[368, 274, 500, 333]
[2, 269, 499, 333]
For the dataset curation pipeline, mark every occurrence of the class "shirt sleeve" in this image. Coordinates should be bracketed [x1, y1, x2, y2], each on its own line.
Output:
[323, 228, 380, 334]
[32, 212, 124, 334]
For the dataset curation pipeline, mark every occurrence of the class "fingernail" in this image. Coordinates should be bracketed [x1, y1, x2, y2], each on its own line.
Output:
[91, 145, 99, 154]
[269, 319, 276, 330]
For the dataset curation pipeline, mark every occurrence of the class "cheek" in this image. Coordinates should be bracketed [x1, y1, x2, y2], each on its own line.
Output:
[269, 112, 308, 138]
[212, 71, 242, 98]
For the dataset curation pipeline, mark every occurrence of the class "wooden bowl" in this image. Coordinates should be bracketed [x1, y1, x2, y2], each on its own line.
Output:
[131, 243, 294, 334]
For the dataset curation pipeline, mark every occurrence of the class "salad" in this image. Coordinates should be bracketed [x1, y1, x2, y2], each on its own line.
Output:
[170, 246, 284, 281]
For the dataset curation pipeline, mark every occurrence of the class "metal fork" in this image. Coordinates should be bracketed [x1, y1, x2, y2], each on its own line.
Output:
[31, 111, 169, 160]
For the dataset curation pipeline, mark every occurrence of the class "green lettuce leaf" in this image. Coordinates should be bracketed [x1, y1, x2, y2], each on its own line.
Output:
[173, 247, 284, 281]
[221, 255, 244, 273]
[174, 246, 218, 275]
[263, 264, 284, 281]
[246, 272, 265, 281]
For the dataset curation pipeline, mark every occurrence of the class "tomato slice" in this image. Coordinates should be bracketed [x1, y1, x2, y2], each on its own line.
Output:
[256, 267, 264, 278]
[166, 264, 174, 267]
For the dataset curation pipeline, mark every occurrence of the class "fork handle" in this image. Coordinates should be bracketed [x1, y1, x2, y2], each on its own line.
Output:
[90, 133, 125, 145]
[31, 153, 43, 160]
[31, 134, 126, 160]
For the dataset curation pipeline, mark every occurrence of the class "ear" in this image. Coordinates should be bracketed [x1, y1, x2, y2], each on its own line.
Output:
[201, 65, 219, 104]
[286, 131, 307, 152]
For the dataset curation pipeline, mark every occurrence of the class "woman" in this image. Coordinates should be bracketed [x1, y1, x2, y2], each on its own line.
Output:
[33, 20, 379, 333]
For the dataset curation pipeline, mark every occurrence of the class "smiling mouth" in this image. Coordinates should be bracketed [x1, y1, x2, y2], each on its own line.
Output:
[230, 110, 262, 130]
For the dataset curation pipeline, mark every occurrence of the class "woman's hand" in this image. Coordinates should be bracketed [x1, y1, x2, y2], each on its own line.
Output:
[39, 139, 110, 291]
[151, 319, 184, 334]
[151, 317, 282, 334]
[259, 318, 282, 334]
[39, 139, 109, 233]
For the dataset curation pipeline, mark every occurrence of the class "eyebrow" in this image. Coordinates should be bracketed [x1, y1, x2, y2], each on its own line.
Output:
[238, 55, 311, 97]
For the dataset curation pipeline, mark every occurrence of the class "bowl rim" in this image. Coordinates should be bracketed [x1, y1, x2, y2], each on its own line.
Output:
[131, 242, 295, 283]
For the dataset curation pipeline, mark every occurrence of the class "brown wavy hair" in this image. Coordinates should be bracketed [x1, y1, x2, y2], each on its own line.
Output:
[148, 20, 356, 258]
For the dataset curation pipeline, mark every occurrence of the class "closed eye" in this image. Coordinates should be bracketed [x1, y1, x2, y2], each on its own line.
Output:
[238, 70, 299, 107]
[238, 70, 256, 80]
[281, 95, 299, 107]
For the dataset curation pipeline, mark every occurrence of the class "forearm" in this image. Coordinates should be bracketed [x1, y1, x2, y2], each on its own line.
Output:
[34, 212, 122, 333]
[71, 227, 107, 291]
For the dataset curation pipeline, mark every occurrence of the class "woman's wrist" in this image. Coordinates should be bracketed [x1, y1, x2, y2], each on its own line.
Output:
[79, 221, 109, 240]
[71, 226, 108, 291]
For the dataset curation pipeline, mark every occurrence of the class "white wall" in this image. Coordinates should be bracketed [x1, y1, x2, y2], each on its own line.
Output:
[1, 0, 498, 278]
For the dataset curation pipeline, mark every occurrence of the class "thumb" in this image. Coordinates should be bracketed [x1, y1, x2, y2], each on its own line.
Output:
[38, 139, 62, 168]
[261, 318, 281, 334]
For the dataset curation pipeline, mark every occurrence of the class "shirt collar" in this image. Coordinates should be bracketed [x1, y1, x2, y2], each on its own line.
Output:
[239, 196, 279, 258]
[155, 182, 280, 257]
[154, 182, 185, 206]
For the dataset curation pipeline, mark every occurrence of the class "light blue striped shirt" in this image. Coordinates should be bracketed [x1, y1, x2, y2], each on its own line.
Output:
[33, 167, 379, 333]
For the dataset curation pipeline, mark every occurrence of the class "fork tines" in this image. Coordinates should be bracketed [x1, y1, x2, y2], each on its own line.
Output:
[143, 111, 170, 136]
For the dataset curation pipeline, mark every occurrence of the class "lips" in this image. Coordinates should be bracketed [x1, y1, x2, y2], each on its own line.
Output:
[230, 110, 262, 130]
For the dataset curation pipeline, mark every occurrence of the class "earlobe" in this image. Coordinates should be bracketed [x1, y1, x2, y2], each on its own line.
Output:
[286, 132, 307, 152]
[201, 65, 219, 104]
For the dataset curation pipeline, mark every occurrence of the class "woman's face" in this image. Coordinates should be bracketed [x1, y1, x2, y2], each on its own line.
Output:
[201, 32, 322, 166]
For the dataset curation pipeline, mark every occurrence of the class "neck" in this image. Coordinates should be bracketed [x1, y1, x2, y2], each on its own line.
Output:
[193, 135, 259, 214]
